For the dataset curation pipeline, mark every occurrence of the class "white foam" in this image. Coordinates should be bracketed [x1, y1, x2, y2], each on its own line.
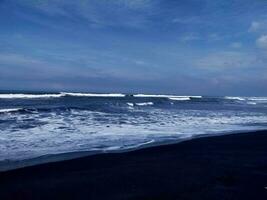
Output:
[0, 93, 205, 99]
[169, 97, 191, 101]
[247, 97, 267, 101]
[225, 96, 246, 101]
[127, 103, 134, 107]
[0, 94, 63, 99]
[130, 140, 155, 148]
[247, 102, 257, 105]
[1, 107, 267, 163]
[62, 92, 125, 97]
[133, 94, 202, 99]
[0, 108, 22, 113]
[0, 93, 126, 99]
[136, 102, 154, 106]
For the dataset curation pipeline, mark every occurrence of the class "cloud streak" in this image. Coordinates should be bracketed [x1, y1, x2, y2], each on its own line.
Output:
[256, 35, 267, 49]
[195, 51, 259, 71]
[12, 0, 157, 28]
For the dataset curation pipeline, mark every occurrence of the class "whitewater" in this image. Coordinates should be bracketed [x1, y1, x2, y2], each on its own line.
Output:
[0, 92, 267, 163]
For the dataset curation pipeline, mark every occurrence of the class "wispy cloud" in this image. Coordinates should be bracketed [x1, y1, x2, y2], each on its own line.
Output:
[0, 53, 104, 79]
[230, 42, 242, 48]
[172, 16, 203, 25]
[256, 35, 267, 49]
[248, 20, 267, 33]
[208, 33, 224, 41]
[0, 53, 43, 66]
[249, 21, 261, 32]
[196, 51, 258, 70]
[13, 0, 157, 28]
[180, 33, 200, 42]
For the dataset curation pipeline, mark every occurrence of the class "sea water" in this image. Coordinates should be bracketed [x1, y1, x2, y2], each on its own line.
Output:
[0, 92, 267, 162]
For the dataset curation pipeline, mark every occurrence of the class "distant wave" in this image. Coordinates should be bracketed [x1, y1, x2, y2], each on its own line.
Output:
[224, 96, 267, 103]
[62, 92, 125, 97]
[133, 94, 202, 99]
[169, 97, 191, 101]
[0, 92, 125, 99]
[127, 102, 154, 106]
[0, 94, 63, 99]
[0, 108, 22, 113]
[127, 103, 134, 107]
[1, 93, 265, 103]
[0, 92, 202, 100]
[136, 102, 154, 106]
[224, 96, 246, 101]
[247, 97, 267, 101]
[247, 102, 257, 105]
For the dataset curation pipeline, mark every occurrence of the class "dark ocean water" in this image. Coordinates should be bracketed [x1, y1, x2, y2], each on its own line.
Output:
[0, 92, 267, 162]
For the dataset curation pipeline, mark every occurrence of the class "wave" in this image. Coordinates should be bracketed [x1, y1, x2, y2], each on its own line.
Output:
[247, 102, 257, 105]
[0, 94, 63, 99]
[0, 92, 202, 100]
[127, 103, 134, 107]
[0, 92, 125, 99]
[136, 102, 154, 106]
[1, 93, 265, 104]
[247, 97, 267, 101]
[0, 108, 22, 113]
[61, 92, 125, 97]
[224, 96, 246, 101]
[129, 140, 155, 148]
[224, 96, 267, 103]
[127, 102, 154, 106]
[169, 97, 191, 101]
[133, 94, 202, 99]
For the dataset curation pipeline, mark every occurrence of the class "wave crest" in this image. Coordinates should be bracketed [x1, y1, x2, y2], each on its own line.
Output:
[0, 108, 22, 113]
[0, 94, 63, 99]
[62, 92, 125, 97]
[133, 94, 202, 99]
[136, 102, 154, 106]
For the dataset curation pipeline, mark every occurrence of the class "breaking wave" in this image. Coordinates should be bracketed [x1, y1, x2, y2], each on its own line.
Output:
[136, 102, 154, 106]
[62, 92, 125, 97]
[0, 93, 63, 99]
[0, 92, 203, 100]
[0, 92, 125, 99]
[224, 96, 246, 101]
[133, 94, 202, 99]
[169, 97, 191, 101]
[0, 108, 22, 113]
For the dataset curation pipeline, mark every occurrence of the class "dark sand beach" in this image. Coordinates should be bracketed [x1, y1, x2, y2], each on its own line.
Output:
[0, 130, 267, 200]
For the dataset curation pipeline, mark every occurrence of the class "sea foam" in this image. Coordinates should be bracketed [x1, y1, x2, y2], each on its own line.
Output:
[0, 108, 22, 113]
[169, 97, 191, 101]
[0, 94, 63, 99]
[0, 93, 126, 99]
[224, 96, 246, 101]
[136, 102, 154, 106]
[62, 92, 125, 97]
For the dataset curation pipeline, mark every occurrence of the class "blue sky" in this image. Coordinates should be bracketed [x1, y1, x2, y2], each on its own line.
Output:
[0, 0, 267, 95]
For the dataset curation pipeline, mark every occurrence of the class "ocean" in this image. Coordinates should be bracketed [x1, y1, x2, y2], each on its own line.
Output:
[0, 92, 267, 163]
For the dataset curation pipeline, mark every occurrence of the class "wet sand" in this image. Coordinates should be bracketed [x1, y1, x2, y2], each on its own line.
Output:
[1, 130, 267, 200]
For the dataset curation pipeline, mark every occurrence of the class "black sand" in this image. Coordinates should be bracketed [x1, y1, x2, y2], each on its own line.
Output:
[1, 131, 267, 200]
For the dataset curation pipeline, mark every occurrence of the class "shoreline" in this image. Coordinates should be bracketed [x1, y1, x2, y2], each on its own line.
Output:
[1, 130, 267, 199]
[0, 129, 264, 172]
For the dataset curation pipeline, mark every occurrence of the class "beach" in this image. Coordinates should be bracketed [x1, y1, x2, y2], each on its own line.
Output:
[0, 130, 267, 200]
[1, 0, 267, 199]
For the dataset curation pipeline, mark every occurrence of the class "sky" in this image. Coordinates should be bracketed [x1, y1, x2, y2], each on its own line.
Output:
[0, 0, 267, 96]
